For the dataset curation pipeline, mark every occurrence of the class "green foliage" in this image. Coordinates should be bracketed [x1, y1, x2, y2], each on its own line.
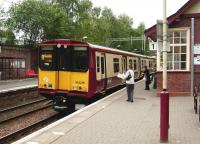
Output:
[6, 0, 69, 45]
[0, 29, 15, 44]
[5, 0, 149, 54]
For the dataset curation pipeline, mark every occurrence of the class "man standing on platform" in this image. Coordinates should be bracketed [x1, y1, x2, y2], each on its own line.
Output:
[143, 66, 151, 90]
[125, 65, 135, 102]
[118, 64, 135, 102]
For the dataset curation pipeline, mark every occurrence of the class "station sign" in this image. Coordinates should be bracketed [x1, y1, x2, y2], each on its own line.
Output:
[194, 44, 200, 54]
[194, 55, 200, 65]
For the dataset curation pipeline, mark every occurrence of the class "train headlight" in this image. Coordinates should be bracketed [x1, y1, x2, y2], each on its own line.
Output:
[44, 84, 47, 88]
[72, 86, 78, 90]
[48, 83, 52, 88]
[81, 87, 87, 91]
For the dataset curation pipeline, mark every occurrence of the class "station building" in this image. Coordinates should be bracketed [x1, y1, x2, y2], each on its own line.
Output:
[0, 44, 37, 80]
[145, 0, 200, 96]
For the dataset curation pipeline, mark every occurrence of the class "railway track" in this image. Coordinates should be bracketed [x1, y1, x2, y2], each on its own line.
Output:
[0, 97, 52, 124]
[0, 106, 61, 144]
[0, 87, 38, 110]
[0, 93, 74, 143]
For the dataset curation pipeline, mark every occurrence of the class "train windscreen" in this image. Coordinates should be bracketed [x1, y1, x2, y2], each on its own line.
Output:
[39, 45, 88, 72]
[39, 46, 57, 70]
[71, 47, 88, 71]
[58, 46, 88, 71]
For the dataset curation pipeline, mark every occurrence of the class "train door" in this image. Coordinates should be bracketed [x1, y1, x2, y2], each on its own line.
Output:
[121, 56, 127, 73]
[96, 52, 107, 92]
[101, 54, 107, 90]
[57, 46, 71, 90]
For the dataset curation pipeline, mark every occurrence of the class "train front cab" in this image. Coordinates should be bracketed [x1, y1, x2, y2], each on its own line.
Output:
[38, 43, 90, 109]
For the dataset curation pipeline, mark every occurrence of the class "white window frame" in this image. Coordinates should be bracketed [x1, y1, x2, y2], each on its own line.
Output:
[158, 27, 190, 71]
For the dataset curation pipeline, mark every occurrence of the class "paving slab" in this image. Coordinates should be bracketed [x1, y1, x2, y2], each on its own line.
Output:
[14, 80, 200, 144]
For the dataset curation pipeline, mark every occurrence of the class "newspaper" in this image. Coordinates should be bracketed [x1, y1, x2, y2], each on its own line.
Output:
[117, 73, 125, 79]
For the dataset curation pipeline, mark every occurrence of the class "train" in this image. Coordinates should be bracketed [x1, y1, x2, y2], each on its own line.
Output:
[38, 39, 156, 110]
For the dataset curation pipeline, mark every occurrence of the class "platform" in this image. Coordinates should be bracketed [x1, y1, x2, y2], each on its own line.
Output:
[0, 78, 37, 93]
[13, 80, 200, 144]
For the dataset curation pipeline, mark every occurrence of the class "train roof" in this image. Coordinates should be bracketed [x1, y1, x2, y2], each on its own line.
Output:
[40, 39, 88, 46]
[89, 43, 155, 59]
[40, 39, 155, 59]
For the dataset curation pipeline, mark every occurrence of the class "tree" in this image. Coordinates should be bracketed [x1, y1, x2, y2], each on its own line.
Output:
[0, 6, 5, 29]
[6, 0, 69, 46]
[137, 22, 146, 34]
[0, 29, 15, 44]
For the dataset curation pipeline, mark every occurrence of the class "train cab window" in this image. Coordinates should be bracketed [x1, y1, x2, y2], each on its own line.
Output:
[59, 46, 71, 70]
[39, 46, 56, 70]
[113, 58, 119, 73]
[71, 47, 88, 72]
[96, 56, 100, 72]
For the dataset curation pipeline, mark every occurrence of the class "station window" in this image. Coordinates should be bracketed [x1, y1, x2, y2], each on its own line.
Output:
[113, 58, 119, 73]
[160, 29, 189, 70]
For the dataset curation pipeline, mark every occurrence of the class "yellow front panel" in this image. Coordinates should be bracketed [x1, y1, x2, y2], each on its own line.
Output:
[58, 71, 71, 90]
[39, 68, 58, 89]
[58, 71, 89, 92]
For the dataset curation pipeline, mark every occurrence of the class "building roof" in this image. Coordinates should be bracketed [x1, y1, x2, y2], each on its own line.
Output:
[144, 0, 197, 40]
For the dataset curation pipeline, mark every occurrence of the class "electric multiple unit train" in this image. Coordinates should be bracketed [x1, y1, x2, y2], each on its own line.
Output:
[38, 39, 156, 110]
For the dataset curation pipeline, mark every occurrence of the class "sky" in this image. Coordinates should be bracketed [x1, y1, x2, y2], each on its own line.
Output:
[91, 0, 189, 28]
[1, 0, 189, 28]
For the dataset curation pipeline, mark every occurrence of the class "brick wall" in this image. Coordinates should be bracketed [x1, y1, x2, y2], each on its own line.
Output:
[156, 72, 191, 96]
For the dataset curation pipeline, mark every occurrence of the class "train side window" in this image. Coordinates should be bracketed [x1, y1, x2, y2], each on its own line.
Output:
[129, 59, 133, 67]
[134, 60, 137, 70]
[101, 57, 105, 74]
[113, 58, 119, 73]
[96, 56, 100, 72]
[141, 60, 144, 69]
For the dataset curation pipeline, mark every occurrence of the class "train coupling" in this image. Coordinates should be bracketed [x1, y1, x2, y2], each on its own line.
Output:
[53, 105, 68, 110]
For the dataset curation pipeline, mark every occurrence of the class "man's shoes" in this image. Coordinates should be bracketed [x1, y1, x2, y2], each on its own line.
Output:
[126, 100, 133, 102]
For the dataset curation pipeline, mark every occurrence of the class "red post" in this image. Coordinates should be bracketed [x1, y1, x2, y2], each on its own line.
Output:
[160, 91, 169, 142]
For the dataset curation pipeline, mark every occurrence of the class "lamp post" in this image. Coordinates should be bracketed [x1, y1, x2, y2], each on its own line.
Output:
[160, 0, 169, 142]
[116, 45, 121, 49]
[82, 36, 88, 42]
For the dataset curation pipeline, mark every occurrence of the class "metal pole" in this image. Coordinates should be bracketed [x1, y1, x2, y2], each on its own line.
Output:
[191, 18, 194, 97]
[160, 0, 169, 142]
[163, 0, 167, 90]
[142, 36, 143, 53]
[144, 35, 146, 52]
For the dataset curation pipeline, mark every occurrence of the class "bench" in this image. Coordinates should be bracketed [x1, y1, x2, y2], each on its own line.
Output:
[25, 69, 37, 77]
